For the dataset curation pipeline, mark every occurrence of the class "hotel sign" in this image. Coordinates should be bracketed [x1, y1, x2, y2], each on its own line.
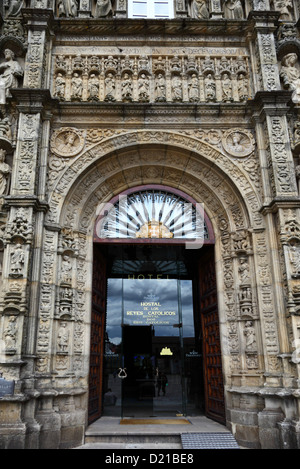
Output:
[125, 293, 178, 326]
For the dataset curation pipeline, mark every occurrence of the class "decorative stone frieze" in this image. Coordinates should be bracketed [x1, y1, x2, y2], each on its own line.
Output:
[52, 51, 251, 104]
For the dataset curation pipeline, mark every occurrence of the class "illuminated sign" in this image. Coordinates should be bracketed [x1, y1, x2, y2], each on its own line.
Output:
[160, 347, 173, 356]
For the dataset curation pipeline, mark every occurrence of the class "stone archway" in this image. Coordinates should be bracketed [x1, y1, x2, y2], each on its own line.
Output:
[35, 129, 280, 445]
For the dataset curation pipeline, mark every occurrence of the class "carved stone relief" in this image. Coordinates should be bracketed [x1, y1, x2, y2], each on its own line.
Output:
[50, 127, 85, 158]
[52, 52, 251, 104]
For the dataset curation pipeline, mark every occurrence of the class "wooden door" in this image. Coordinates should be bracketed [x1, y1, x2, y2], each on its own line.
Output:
[88, 246, 107, 424]
[199, 249, 226, 424]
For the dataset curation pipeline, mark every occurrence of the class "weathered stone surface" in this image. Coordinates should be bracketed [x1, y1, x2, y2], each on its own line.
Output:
[0, 0, 300, 450]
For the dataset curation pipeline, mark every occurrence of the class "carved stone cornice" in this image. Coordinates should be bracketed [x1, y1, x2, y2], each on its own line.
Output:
[247, 91, 294, 119]
[9, 89, 59, 114]
[52, 17, 250, 39]
[259, 197, 300, 215]
[247, 10, 281, 26]
[52, 101, 251, 128]
[3, 195, 49, 213]
[21, 8, 55, 30]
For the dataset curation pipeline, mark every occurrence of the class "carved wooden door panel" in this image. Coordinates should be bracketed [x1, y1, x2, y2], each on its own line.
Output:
[88, 246, 107, 424]
[199, 249, 226, 424]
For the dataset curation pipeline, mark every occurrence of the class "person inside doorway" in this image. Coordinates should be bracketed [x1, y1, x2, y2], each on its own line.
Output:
[156, 371, 168, 396]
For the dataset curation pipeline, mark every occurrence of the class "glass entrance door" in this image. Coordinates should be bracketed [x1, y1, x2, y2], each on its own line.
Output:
[102, 245, 207, 419]
[122, 277, 183, 418]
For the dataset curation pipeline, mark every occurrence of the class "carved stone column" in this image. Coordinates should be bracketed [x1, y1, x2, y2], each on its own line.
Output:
[0, 7, 58, 449]
[248, 9, 300, 448]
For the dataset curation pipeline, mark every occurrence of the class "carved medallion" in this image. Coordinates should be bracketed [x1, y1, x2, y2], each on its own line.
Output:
[50, 128, 85, 158]
[222, 129, 254, 158]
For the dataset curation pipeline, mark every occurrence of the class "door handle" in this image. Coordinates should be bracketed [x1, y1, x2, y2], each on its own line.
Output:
[118, 368, 127, 379]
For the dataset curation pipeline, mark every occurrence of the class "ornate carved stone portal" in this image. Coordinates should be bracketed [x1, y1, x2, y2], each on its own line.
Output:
[0, 0, 300, 450]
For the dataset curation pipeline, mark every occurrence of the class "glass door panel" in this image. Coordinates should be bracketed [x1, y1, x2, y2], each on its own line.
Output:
[123, 277, 183, 417]
[102, 278, 122, 417]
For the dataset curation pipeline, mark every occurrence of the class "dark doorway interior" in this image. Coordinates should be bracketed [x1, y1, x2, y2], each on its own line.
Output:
[89, 244, 225, 424]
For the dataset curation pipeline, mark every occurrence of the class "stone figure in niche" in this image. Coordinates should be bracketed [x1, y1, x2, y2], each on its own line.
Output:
[204, 74, 216, 101]
[155, 74, 166, 102]
[138, 74, 150, 102]
[71, 72, 83, 101]
[221, 73, 233, 102]
[57, 322, 69, 354]
[272, 0, 293, 20]
[280, 53, 300, 103]
[104, 73, 116, 101]
[188, 74, 199, 102]
[88, 74, 99, 101]
[171, 76, 182, 102]
[4, 316, 17, 352]
[191, 0, 209, 19]
[61, 254, 72, 283]
[224, 0, 244, 19]
[0, 49, 23, 99]
[94, 0, 113, 17]
[0, 116, 12, 141]
[121, 73, 133, 102]
[244, 321, 256, 351]
[237, 73, 248, 101]
[54, 73, 66, 100]
[10, 244, 25, 277]
[0, 149, 11, 196]
[289, 245, 300, 277]
[57, 0, 78, 17]
[5, 0, 24, 17]
[238, 257, 250, 284]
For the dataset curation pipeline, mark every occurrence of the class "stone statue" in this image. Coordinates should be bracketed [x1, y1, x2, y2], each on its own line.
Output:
[104, 73, 116, 102]
[0, 149, 11, 196]
[171, 76, 183, 102]
[121, 73, 133, 102]
[138, 74, 150, 102]
[237, 73, 248, 101]
[272, 0, 293, 20]
[10, 244, 25, 277]
[191, 0, 209, 19]
[0, 116, 12, 141]
[54, 73, 66, 100]
[94, 0, 113, 17]
[0, 49, 23, 98]
[155, 74, 166, 102]
[244, 321, 256, 351]
[204, 74, 216, 101]
[4, 316, 17, 352]
[221, 73, 233, 102]
[71, 72, 83, 101]
[57, 0, 78, 17]
[5, 0, 24, 17]
[280, 53, 300, 103]
[88, 74, 99, 101]
[224, 0, 244, 19]
[57, 322, 69, 353]
[188, 74, 199, 102]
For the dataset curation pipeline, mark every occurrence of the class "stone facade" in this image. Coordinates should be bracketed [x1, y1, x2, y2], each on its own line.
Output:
[0, 0, 300, 449]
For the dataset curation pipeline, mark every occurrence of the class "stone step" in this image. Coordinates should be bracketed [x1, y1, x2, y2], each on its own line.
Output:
[85, 432, 182, 445]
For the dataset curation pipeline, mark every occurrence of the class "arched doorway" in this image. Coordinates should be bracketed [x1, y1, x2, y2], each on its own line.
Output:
[88, 186, 225, 425]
